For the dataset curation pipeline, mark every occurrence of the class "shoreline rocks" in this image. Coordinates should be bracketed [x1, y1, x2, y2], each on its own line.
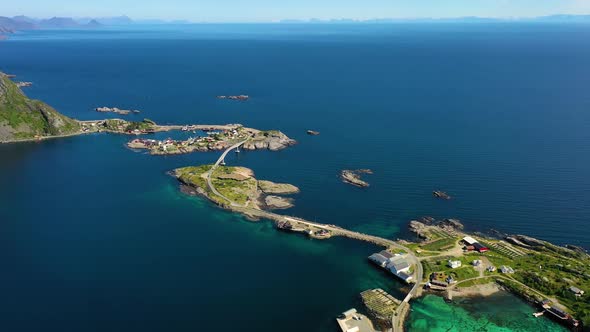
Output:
[16, 81, 32, 88]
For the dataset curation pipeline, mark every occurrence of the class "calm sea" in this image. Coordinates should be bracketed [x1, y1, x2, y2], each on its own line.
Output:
[1, 23, 587, 331]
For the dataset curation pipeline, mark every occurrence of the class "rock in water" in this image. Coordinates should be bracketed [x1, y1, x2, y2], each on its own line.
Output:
[264, 195, 294, 209]
[341, 169, 371, 187]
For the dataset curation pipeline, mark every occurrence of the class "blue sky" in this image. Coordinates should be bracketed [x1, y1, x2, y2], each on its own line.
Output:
[4, 0, 590, 22]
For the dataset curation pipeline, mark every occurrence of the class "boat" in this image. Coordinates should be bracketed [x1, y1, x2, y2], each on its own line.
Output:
[220, 159, 226, 166]
[235, 147, 240, 153]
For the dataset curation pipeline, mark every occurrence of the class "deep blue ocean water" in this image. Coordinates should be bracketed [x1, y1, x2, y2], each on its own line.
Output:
[0, 23, 588, 331]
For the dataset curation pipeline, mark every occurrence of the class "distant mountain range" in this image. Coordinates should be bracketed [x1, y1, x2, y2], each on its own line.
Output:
[0, 15, 135, 34]
[2, 13, 590, 35]
[279, 14, 590, 24]
[0, 15, 203, 36]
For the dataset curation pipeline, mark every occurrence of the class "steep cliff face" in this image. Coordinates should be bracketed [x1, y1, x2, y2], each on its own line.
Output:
[0, 73, 80, 141]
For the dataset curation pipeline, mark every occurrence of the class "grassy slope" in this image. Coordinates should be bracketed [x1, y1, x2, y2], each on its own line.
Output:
[0, 73, 80, 140]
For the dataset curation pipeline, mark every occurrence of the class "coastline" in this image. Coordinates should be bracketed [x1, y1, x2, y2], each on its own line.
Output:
[450, 281, 501, 298]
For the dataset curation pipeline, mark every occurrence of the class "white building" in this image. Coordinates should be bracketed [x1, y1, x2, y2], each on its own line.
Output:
[463, 236, 478, 245]
[500, 265, 515, 274]
[368, 250, 395, 268]
[387, 256, 411, 274]
[448, 260, 462, 269]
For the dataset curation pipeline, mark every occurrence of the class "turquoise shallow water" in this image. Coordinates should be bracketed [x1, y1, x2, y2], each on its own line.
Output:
[407, 294, 567, 331]
[1, 24, 589, 331]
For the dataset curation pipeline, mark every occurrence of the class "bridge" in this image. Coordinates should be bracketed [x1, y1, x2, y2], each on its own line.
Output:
[206, 143, 424, 332]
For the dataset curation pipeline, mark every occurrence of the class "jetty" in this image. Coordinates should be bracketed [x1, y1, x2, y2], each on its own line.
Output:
[360, 288, 401, 328]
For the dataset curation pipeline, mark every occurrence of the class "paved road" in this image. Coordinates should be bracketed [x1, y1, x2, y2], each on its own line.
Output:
[206, 140, 248, 207]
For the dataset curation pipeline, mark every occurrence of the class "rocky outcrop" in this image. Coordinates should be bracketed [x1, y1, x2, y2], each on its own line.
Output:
[409, 220, 430, 240]
[441, 218, 464, 230]
[258, 180, 300, 194]
[264, 196, 294, 209]
[341, 169, 372, 187]
[242, 130, 296, 151]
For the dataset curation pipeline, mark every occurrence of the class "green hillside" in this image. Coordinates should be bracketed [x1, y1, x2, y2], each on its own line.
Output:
[0, 72, 80, 141]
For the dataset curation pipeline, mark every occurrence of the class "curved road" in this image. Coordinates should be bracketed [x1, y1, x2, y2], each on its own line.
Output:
[207, 143, 423, 332]
[206, 140, 248, 207]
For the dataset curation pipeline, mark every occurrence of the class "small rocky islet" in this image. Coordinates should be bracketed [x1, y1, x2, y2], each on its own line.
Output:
[95, 106, 141, 115]
[341, 169, 373, 187]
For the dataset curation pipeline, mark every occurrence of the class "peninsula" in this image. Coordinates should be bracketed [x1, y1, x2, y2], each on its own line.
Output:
[171, 144, 588, 331]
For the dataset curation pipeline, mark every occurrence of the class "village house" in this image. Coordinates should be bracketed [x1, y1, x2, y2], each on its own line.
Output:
[569, 286, 585, 297]
[462, 236, 489, 253]
[448, 260, 462, 269]
[500, 265, 515, 274]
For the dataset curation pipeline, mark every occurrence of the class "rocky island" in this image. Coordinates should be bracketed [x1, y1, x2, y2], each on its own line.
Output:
[216, 95, 249, 101]
[433, 190, 452, 200]
[341, 169, 373, 187]
[174, 165, 299, 210]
